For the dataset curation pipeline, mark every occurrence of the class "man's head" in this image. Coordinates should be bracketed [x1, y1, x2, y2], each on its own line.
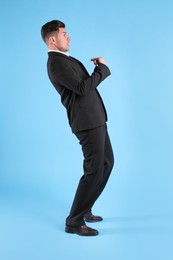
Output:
[41, 20, 70, 52]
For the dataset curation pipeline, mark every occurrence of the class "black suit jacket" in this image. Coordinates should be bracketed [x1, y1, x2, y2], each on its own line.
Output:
[47, 52, 111, 133]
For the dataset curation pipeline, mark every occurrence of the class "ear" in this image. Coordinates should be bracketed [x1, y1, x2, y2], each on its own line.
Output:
[49, 36, 56, 45]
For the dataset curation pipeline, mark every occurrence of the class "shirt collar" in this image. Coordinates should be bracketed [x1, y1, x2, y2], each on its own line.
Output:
[48, 50, 69, 56]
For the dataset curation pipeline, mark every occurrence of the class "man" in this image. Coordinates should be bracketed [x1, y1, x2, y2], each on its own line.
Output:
[41, 20, 114, 236]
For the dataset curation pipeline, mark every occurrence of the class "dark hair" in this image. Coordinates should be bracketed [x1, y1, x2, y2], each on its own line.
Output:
[41, 20, 65, 43]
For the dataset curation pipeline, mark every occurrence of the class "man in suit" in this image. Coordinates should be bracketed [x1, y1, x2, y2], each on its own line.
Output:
[41, 20, 114, 236]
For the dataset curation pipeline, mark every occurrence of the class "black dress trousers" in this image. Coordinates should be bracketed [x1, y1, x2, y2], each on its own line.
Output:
[66, 123, 114, 227]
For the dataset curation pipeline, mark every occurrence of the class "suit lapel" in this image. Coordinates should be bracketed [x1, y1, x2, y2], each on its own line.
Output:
[48, 52, 89, 76]
[69, 56, 90, 76]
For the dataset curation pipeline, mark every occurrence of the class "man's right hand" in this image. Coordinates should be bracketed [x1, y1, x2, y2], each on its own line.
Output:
[91, 57, 107, 66]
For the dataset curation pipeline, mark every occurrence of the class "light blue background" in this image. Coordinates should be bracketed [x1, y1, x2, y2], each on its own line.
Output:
[0, 0, 173, 259]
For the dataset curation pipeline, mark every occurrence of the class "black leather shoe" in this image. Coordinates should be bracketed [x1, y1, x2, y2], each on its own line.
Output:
[84, 212, 103, 223]
[65, 225, 99, 236]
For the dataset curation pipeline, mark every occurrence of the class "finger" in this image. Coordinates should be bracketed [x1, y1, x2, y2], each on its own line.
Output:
[90, 57, 100, 61]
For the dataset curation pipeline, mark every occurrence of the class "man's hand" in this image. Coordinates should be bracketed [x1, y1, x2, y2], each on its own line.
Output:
[91, 57, 107, 66]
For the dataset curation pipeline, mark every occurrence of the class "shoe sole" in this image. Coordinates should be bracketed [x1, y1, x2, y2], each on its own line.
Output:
[84, 218, 103, 223]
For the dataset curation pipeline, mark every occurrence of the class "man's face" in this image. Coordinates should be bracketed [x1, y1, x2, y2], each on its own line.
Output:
[53, 27, 70, 52]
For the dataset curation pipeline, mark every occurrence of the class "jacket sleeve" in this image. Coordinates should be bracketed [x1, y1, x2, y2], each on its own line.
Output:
[48, 58, 111, 96]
